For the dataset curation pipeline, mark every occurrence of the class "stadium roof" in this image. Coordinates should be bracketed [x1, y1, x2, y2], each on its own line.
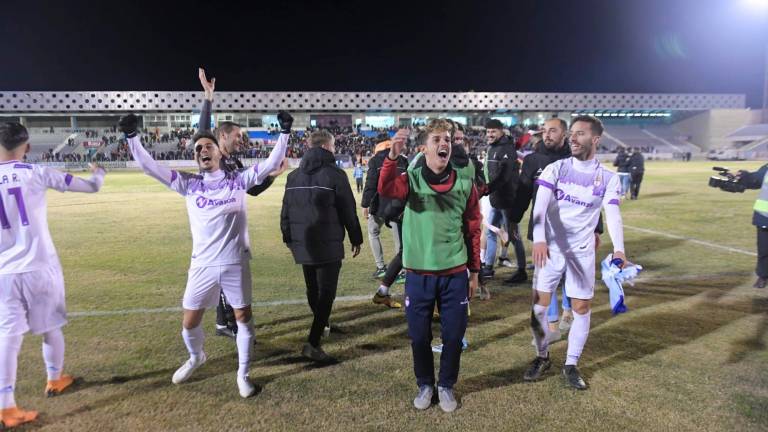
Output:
[0, 91, 745, 114]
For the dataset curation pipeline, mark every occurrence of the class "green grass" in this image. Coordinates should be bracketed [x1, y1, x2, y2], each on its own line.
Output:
[9, 161, 768, 431]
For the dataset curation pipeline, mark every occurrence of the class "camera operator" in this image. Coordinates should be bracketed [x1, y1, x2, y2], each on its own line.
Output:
[737, 164, 768, 288]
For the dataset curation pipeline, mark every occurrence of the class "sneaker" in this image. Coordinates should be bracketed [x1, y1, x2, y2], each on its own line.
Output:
[562, 365, 588, 390]
[323, 325, 331, 338]
[172, 352, 207, 384]
[503, 270, 528, 285]
[301, 343, 336, 364]
[498, 257, 514, 268]
[0, 407, 38, 429]
[526, 263, 535, 271]
[754, 277, 767, 289]
[372, 292, 402, 308]
[413, 385, 434, 410]
[559, 313, 574, 332]
[395, 272, 406, 284]
[523, 355, 551, 381]
[215, 327, 237, 339]
[437, 386, 458, 412]
[237, 375, 257, 398]
[372, 266, 387, 279]
[45, 374, 76, 397]
[479, 265, 494, 281]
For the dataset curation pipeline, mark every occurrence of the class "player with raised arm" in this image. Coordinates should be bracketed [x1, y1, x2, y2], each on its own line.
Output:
[0, 122, 106, 429]
[197, 68, 288, 340]
[119, 111, 288, 398]
[522, 115, 625, 390]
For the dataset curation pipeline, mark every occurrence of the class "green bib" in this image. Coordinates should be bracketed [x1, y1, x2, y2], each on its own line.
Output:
[402, 166, 472, 271]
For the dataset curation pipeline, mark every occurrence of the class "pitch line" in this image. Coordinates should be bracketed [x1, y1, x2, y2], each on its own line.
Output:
[68, 295, 370, 318]
[624, 225, 756, 257]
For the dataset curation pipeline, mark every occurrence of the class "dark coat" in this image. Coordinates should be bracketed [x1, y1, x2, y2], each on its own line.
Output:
[628, 152, 645, 174]
[281, 147, 363, 265]
[485, 135, 520, 209]
[361, 149, 408, 220]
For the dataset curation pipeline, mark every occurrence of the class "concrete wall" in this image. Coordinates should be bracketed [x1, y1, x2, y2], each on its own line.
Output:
[672, 109, 764, 151]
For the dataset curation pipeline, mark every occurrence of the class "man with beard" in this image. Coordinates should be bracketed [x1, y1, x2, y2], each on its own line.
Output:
[198, 69, 288, 339]
[378, 120, 481, 412]
[523, 116, 626, 390]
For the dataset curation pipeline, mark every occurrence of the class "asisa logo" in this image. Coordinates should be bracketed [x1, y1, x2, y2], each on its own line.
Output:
[554, 188, 593, 208]
[196, 196, 236, 208]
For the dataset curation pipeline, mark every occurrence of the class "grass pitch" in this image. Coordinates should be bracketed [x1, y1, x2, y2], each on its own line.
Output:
[10, 161, 768, 431]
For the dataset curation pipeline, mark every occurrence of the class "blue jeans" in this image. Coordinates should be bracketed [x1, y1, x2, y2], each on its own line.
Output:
[484, 208, 526, 270]
[547, 283, 571, 323]
[618, 173, 631, 197]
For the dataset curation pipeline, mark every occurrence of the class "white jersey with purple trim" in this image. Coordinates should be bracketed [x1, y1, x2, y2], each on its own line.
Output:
[0, 161, 105, 274]
[127, 134, 287, 269]
[535, 157, 621, 254]
[170, 169, 256, 268]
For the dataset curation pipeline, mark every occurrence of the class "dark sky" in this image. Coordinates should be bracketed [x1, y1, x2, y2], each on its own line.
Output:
[1, 0, 766, 107]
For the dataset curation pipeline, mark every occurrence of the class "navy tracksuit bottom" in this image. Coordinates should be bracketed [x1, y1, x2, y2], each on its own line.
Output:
[405, 270, 469, 389]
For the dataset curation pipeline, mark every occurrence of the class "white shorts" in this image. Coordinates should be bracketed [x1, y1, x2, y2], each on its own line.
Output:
[533, 250, 595, 300]
[0, 265, 67, 337]
[182, 262, 252, 310]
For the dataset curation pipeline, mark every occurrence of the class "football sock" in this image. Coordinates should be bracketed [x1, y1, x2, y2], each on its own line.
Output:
[42, 328, 65, 381]
[377, 284, 389, 296]
[566, 310, 592, 366]
[0, 335, 22, 409]
[531, 303, 550, 358]
[236, 321, 254, 378]
[182, 325, 204, 363]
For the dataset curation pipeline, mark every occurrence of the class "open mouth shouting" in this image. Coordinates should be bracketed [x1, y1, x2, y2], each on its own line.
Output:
[437, 147, 450, 162]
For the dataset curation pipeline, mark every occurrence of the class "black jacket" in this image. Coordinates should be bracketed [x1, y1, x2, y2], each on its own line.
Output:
[628, 152, 645, 174]
[485, 135, 520, 209]
[613, 152, 630, 173]
[281, 147, 363, 265]
[361, 149, 408, 220]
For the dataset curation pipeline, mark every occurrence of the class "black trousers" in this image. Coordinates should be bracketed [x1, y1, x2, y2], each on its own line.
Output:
[382, 220, 403, 287]
[356, 178, 363, 193]
[630, 172, 643, 199]
[216, 292, 237, 330]
[757, 227, 768, 278]
[302, 261, 342, 347]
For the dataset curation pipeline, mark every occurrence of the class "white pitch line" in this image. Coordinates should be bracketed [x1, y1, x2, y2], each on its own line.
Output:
[68, 295, 370, 318]
[624, 225, 756, 257]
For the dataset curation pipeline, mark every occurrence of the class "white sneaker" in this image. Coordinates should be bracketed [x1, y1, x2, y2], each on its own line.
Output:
[323, 326, 331, 338]
[413, 385, 434, 410]
[237, 375, 257, 398]
[559, 314, 573, 332]
[172, 352, 207, 384]
[437, 386, 458, 412]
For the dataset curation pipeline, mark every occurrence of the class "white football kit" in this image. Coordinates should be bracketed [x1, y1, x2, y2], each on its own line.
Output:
[532, 157, 624, 300]
[0, 161, 105, 336]
[128, 134, 287, 310]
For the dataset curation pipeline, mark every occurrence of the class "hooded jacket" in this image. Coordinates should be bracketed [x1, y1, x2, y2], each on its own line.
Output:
[280, 147, 363, 265]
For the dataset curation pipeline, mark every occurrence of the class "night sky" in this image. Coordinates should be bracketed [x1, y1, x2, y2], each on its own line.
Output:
[1, 0, 766, 107]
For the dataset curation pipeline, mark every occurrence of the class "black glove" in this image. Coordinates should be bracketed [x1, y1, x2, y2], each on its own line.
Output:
[277, 111, 293, 134]
[118, 114, 139, 138]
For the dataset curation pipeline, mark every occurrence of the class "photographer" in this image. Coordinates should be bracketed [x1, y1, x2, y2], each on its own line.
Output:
[737, 164, 768, 288]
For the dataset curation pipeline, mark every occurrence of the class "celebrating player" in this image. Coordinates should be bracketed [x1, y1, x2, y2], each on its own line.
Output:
[378, 120, 481, 413]
[120, 111, 288, 398]
[0, 122, 106, 428]
[523, 115, 626, 390]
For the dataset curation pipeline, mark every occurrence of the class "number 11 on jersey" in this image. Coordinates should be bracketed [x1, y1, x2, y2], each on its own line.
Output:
[0, 187, 29, 229]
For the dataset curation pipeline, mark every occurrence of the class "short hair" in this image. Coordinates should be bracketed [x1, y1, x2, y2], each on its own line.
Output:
[570, 115, 604, 136]
[309, 130, 334, 148]
[415, 130, 429, 147]
[545, 117, 568, 132]
[455, 122, 466, 133]
[191, 131, 219, 147]
[424, 118, 453, 137]
[215, 121, 241, 138]
[0, 122, 29, 151]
